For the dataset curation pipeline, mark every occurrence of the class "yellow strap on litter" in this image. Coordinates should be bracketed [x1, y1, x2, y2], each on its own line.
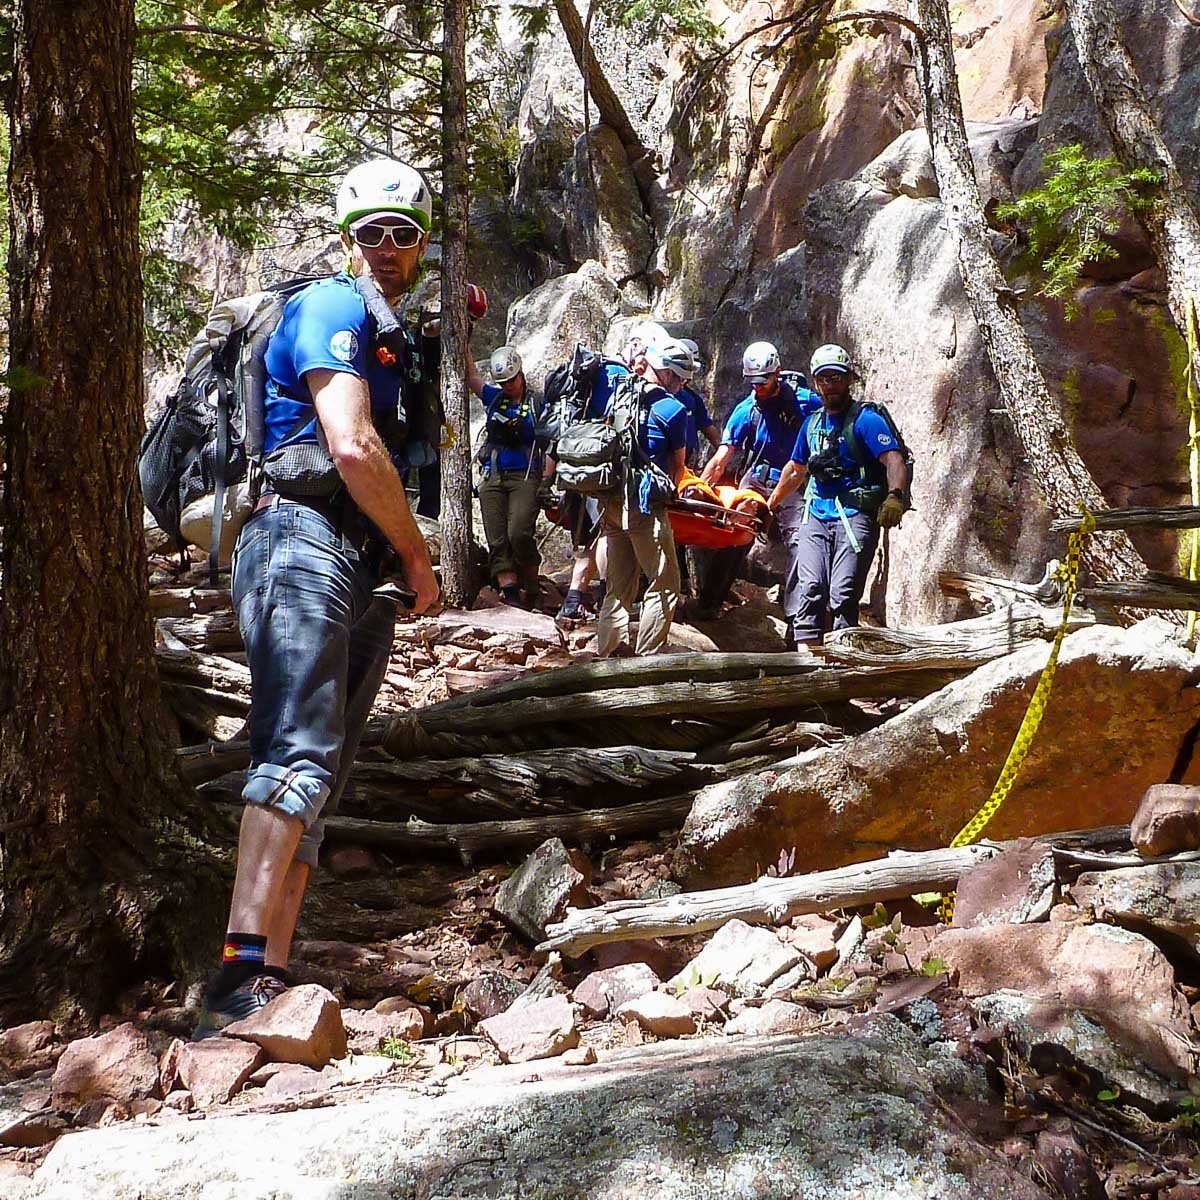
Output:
[1185, 298, 1200, 644]
[940, 505, 1096, 921]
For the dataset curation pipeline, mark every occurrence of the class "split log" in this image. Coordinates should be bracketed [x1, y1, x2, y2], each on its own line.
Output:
[148, 587, 233, 617]
[156, 612, 242, 652]
[1082, 573, 1200, 611]
[156, 643, 251, 697]
[938, 562, 1065, 611]
[538, 826, 1134, 955]
[817, 600, 1094, 669]
[213, 792, 695, 864]
[1050, 506, 1200, 535]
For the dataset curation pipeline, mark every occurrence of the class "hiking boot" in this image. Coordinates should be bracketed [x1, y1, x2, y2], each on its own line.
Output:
[192, 972, 288, 1041]
[554, 589, 594, 626]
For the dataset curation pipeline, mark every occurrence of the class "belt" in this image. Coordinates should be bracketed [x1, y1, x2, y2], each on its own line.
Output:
[252, 492, 375, 554]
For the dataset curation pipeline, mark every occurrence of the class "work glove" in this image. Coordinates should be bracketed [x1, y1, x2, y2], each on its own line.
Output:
[537, 478, 559, 510]
[466, 283, 489, 323]
[877, 493, 907, 529]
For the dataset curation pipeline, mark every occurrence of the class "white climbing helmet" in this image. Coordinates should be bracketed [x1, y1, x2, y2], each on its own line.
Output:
[810, 343, 853, 376]
[624, 319, 670, 367]
[335, 159, 433, 233]
[742, 341, 781, 382]
[489, 345, 523, 383]
[680, 337, 704, 371]
[646, 339, 696, 380]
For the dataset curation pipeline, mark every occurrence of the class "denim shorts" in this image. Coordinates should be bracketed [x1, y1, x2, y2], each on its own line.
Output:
[232, 498, 395, 867]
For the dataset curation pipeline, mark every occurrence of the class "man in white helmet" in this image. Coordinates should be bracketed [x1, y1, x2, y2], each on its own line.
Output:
[596, 338, 693, 657]
[466, 344, 544, 606]
[693, 339, 821, 620]
[767, 343, 910, 646]
[195, 158, 441, 1036]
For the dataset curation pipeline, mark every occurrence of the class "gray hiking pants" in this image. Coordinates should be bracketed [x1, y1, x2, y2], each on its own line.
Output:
[784, 510, 879, 644]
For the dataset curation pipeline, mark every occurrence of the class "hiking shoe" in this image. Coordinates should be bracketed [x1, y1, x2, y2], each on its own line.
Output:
[554, 590, 594, 626]
[192, 973, 288, 1041]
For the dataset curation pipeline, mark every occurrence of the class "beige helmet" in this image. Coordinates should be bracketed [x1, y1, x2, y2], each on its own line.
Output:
[489, 345, 523, 383]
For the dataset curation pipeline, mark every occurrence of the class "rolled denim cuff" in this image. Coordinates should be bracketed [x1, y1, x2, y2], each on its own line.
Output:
[295, 821, 325, 869]
[242, 763, 329, 829]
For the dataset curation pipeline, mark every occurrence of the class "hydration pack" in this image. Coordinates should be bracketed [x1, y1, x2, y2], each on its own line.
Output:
[534, 342, 627, 450]
[808, 399, 915, 512]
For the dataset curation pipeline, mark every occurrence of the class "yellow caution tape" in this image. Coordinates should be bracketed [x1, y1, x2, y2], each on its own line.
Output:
[1186, 298, 1200, 645]
[438, 422, 457, 451]
[940, 505, 1096, 921]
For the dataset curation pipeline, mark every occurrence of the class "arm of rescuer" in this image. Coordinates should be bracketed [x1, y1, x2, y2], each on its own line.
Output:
[766, 449, 908, 515]
[700, 443, 738, 486]
[307, 367, 440, 612]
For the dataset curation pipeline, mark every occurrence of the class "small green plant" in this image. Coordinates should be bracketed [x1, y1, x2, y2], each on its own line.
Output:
[1096, 1086, 1121, 1103]
[379, 1037, 416, 1064]
[996, 143, 1160, 310]
[861, 902, 891, 931]
[670, 966, 721, 997]
[921, 956, 947, 977]
[1177, 1096, 1199, 1127]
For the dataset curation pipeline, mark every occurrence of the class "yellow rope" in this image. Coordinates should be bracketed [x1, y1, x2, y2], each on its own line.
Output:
[1186, 298, 1200, 645]
[940, 506, 1096, 921]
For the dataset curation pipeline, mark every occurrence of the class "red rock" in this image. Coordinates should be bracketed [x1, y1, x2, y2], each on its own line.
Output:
[324, 846, 380, 880]
[374, 995, 432, 1029]
[261, 1064, 337, 1100]
[493, 838, 593, 942]
[572, 964, 660, 1019]
[224, 984, 347, 1068]
[50, 1023, 160, 1109]
[1131, 784, 1200, 858]
[176, 1039, 264, 1108]
[0, 1111, 66, 1148]
[158, 1037, 186, 1096]
[75, 1099, 128, 1126]
[678, 986, 729, 1022]
[591, 938, 690, 979]
[953, 840, 1056, 928]
[478, 995, 579, 1063]
[162, 1090, 193, 1113]
[561, 1045, 598, 1066]
[614, 993, 696, 1038]
[129, 1098, 163, 1119]
[1034, 1128, 1103, 1200]
[341, 1006, 424, 1053]
[460, 973, 524, 1021]
[0, 1021, 57, 1075]
[932, 922, 1194, 1079]
[786, 916, 840, 970]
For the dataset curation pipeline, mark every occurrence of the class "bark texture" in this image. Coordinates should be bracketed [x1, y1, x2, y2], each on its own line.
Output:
[0, 0, 225, 1023]
[1064, 0, 1200, 350]
[909, 0, 1149, 588]
[438, 0, 476, 606]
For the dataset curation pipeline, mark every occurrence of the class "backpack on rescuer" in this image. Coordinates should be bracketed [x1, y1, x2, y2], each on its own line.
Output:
[812, 399, 915, 512]
[139, 275, 427, 583]
[534, 341, 626, 451]
[737, 369, 811, 483]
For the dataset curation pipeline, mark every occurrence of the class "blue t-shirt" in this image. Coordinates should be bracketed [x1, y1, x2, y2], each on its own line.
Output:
[677, 385, 714, 456]
[588, 361, 631, 419]
[480, 382, 540, 476]
[264, 274, 408, 454]
[720, 381, 821, 485]
[640, 392, 689, 474]
[792, 404, 899, 520]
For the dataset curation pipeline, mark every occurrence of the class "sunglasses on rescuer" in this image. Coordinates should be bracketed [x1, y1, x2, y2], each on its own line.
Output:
[351, 222, 423, 250]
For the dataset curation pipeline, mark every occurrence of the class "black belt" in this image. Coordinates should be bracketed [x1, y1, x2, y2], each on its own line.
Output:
[253, 491, 376, 555]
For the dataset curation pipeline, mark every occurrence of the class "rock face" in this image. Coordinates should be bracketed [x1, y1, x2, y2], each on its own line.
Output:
[493, 837, 592, 943]
[30, 1028, 1051, 1200]
[678, 620, 1200, 886]
[1131, 784, 1200, 858]
[1070, 863, 1200, 961]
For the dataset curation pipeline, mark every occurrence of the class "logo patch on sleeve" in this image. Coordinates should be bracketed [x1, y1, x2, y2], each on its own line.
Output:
[877, 432, 895, 446]
[329, 330, 359, 362]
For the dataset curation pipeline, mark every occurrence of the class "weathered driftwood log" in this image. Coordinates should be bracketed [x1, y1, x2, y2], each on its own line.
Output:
[214, 793, 694, 864]
[817, 601, 1094, 669]
[1081, 573, 1200, 611]
[938, 563, 1064, 611]
[157, 612, 242, 652]
[156, 643, 251, 698]
[149, 587, 233, 618]
[1050, 506, 1200, 534]
[538, 826, 1134, 955]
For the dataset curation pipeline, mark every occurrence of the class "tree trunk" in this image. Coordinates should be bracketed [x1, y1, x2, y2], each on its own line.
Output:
[0, 0, 226, 1024]
[908, 0, 1149, 587]
[438, 0, 475, 607]
[1064, 0, 1200, 349]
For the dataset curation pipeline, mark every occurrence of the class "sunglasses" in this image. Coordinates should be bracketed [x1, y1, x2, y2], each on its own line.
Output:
[352, 222, 423, 250]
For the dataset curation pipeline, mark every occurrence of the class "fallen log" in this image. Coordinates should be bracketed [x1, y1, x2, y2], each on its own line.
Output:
[538, 826, 1134, 955]
[1082, 572, 1200, 611]
[214, 792, 695, 864]
[1049, 505, 1200, 534]
[157, 612, 242, 652]
[149, 587, 233, 618]
[938, 562, 1064, 612]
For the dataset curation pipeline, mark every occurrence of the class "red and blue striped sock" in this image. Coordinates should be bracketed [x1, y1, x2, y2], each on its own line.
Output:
[211, 932, 267, 997]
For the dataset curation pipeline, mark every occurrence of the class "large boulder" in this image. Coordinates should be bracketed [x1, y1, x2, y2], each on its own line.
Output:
[30, 1025, 1051, 1200]
[678, 620, 1200, 886]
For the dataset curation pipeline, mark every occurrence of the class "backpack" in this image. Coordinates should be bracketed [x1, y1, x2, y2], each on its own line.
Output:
[737, 372, 813, 483]
[809, 399, 915, 512]
[139, 275, 425, 583]
[555, 373, 674, 506]
[534, 342, 627, 450]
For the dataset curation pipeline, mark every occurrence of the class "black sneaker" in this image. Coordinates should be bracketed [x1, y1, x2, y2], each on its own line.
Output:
[555, 590, 591, 626]
[192, 973, 288, 1041]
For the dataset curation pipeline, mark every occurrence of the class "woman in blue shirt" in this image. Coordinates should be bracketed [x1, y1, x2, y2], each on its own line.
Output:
[467, 344, 544, 607]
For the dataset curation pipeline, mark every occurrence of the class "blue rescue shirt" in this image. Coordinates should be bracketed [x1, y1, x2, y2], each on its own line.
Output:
[588, 361, 631, 419]
[720, 381, 821, 486]
[480, 382, 540, 476]
[264, 274, 408, 454]
[677, 385, 714, 457]
[791, 404, 899, 520]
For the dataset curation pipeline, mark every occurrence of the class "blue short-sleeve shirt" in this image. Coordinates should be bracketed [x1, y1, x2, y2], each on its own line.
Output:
[792, 404, 899, 520]
[720, 381, 821, 485]
[677, 385, 714, 456]
[588, 361, 632, 419]
[263, 274, 406, 453]
[480, 382, 540, 476]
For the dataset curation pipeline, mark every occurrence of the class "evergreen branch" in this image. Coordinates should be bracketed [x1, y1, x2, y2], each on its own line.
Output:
[136, 23, 276, 48]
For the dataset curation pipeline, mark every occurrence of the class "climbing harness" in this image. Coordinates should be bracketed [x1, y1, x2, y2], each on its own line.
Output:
[940, 504, 1097, 921]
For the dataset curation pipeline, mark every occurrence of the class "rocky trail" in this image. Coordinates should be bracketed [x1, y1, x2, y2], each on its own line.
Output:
[4, 547, 1200, 1197]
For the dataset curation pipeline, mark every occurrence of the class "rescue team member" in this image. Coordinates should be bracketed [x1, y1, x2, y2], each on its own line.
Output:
[676, 337, 720, 466]
[194, 158, 440, 1036]
[767, 343, 908, 645]
[693, 340, 820, 620]
[596, 339, 694, 657]
[466, 344, 543, 608]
